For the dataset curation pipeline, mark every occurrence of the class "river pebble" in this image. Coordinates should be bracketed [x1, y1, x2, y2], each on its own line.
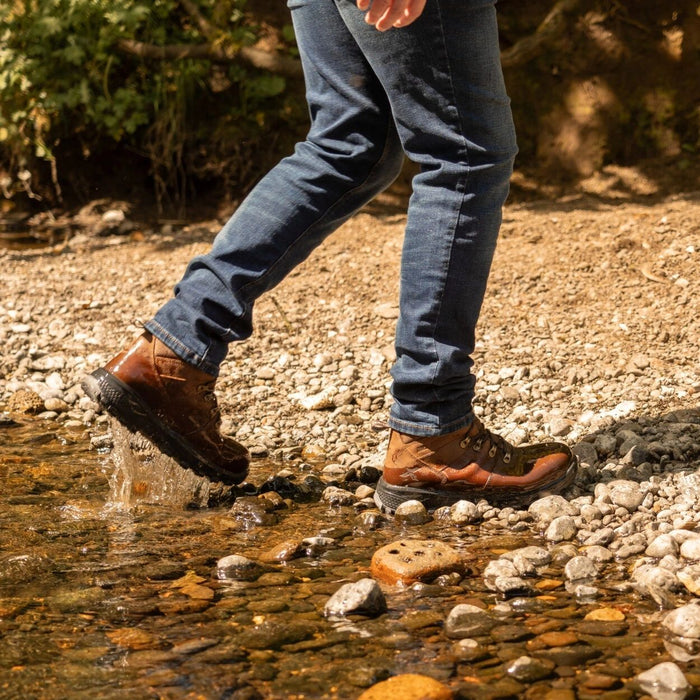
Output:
[636, 661, 690, 700]
[324, 578, 387, 618]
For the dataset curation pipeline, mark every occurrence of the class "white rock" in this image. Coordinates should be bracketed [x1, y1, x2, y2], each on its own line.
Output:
[637, 661, 690, 700]
[545, 516, 578, 542]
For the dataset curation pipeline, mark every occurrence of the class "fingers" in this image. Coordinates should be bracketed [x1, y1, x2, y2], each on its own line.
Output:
[391, 0, 427, 28]
[359, 0, 426, 31]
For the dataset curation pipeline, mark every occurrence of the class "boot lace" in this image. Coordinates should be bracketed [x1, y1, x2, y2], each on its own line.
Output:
[196, 383, 222, 428]
[461, 426, 523, 475]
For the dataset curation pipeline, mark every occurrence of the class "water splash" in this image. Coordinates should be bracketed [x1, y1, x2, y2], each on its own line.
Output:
[106, 419, 211, 509]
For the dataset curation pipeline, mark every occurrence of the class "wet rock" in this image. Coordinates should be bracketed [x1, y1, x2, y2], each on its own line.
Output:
[49, 586, 106, 613]
[505, 655, 555, 682]
[236, 620, 317, 650]
[0, 553, 54, 584]
[564, 556, 599, 583]
[504, 546, 551, 569]
[358, 674, 453, 700]
[444, 604, 496, 639]
[532, 643, 602, 666]
[259, 475, 302, 500]
[142, 561, 187, 581]
[216, 554, 266, 582]
[594, 433, 617, 457]
[450, 500, 479, 525]
[371, 539, 465, 586]
[633, 565, 680, 595]
[228, 496, 279, 527]
[452, 638, 489, 662]
[484, 559, 518, 588]
[545, 516, 577, 542]
[322, 486, 357, 506]
[490, 624, 532, 643]
[581, 672, 623, 690]
[301, 536, 337, 557]
[663, 604, 700, 638]
[550, 543, 578, 565]
[357, 509, 387, 529]
[636, 661, 690, 700]
[493, 576, 536, 597]
[259, 540, 304, 564]
[394, 500, 430, 526]
[324, 578, 387, 618]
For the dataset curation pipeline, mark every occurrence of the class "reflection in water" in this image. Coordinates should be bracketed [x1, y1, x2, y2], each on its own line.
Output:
[0, 417, 684, 699]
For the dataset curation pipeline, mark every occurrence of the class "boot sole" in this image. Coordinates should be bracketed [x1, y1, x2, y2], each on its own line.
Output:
[82, 368, 247, 485]
[373, 457, 578, 514]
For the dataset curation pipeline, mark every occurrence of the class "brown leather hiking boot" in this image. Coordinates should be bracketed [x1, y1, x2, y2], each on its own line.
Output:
[81, 332, 249, 484]
[375, 416, 576, 512]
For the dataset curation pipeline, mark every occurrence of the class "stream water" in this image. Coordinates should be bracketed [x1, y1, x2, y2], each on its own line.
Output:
[0, 417, 695, 699]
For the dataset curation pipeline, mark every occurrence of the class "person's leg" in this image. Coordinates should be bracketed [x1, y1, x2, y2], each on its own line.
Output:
[337, 0, 516, 435]
[145, 0, 405, 376]
[83, 0, 404, 483]
[334, 0, 576, 509]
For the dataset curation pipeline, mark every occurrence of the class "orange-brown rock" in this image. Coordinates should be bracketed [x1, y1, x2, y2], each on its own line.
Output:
[370, 539, 465, 585]
[358, 673, 453, 700]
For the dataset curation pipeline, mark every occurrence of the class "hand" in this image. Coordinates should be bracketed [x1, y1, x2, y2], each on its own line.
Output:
[356, 0, 427, 31]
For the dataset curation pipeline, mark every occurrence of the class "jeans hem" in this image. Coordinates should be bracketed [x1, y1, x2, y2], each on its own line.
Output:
[143, 320, 221, 377]
[387, 411, 474, 437]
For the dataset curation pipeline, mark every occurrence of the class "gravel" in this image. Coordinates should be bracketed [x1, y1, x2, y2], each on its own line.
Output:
[2, 192, 700, 671]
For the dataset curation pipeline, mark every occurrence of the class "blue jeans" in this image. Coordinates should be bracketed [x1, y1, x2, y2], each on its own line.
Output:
[146, 0, 517, 437]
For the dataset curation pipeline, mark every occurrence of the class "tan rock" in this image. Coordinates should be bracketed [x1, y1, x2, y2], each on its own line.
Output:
[358, 674, 453, 700]
[7, 389, 45, 414]
[584, 607, 625, 622]
[370, 539, 465, 585]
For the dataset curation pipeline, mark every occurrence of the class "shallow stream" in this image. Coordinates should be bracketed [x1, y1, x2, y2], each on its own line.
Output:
[0, 418, 696, 699]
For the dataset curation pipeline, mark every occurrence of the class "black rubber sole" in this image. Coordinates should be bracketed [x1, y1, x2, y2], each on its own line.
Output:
[374, 458, 578, 514]
[81, 368, 246, 485]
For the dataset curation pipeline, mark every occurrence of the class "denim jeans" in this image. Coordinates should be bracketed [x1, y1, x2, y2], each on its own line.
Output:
[146, 0, 517, 437]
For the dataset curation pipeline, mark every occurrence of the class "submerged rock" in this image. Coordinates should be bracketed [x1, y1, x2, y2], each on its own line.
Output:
[636, 661, 690, 700]
[216, 554, 266, 582]
[505, 655, 555, 682]
[324, 578, 387, 618]
[444, 604, 495, 639]
[394, 500, 430, 526]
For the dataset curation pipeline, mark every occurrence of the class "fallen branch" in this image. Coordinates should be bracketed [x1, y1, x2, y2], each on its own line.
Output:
[116, 38, 303, 79]
[501, 0, 584, 68]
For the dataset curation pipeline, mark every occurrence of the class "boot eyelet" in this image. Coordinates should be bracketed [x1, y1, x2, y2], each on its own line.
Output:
[460, 439, 469, 448]
[488, 446, 497, 458]
[503, 453, 512, 463]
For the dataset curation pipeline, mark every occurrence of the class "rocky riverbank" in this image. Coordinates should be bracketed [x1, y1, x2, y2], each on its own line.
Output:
[1, 188, 699, 697]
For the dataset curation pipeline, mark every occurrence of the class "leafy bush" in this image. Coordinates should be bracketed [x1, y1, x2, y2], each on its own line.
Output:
[0, 0, 301, 209]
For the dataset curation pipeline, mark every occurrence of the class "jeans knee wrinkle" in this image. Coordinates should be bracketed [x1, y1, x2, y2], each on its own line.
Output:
[234, 117, 402, 308]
